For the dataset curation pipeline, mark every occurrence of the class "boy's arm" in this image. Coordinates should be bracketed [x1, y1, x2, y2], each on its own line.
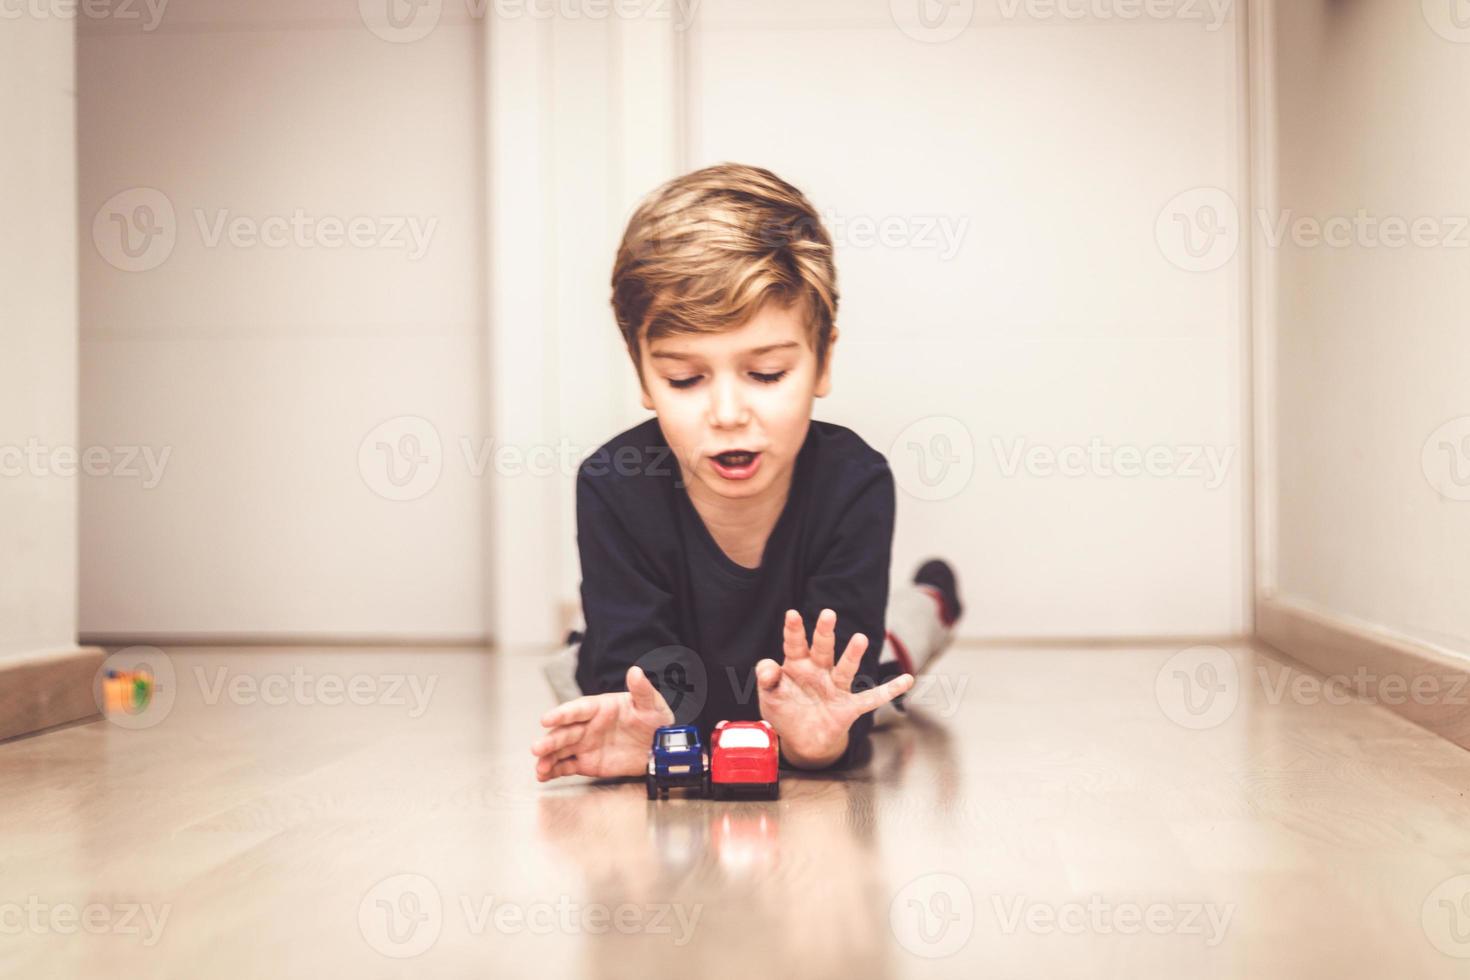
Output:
[574, 468, 682, 696]
[791, 462, 897, 767]
[530, 470, 681, 783]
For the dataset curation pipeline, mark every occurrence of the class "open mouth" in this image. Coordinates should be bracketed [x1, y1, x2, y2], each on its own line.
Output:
[709, 450, 763, 481]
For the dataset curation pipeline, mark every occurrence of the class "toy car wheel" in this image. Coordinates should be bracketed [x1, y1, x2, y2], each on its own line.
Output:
[646, 774, 657, 800]
[702, 771, 711, 798]
[709, 782, 724, 801]
[767, 782, 780, 801]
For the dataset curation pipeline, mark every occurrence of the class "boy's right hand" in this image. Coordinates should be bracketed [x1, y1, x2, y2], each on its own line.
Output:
[532, 665, 674, 782]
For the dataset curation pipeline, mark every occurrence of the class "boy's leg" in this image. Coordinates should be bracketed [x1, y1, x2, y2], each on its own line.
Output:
[543, 636, 583, 705]
[882, 585, 954, 677]
[881, 559, 963, 677]
[874, 559, 963, 724]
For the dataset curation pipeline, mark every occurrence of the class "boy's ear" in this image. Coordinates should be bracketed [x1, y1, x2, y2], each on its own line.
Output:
[814, 326, 838, 399]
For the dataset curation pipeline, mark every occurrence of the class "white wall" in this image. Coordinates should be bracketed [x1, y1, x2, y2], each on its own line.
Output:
[78, 0, 486, 639]
[0, 12, 79, 658]
[54, 0, 1470, 651]
[78, 1, 1253, 645]
[1264, 0, 1470, 652]
[492, 0, 1253, 643]
[680, 0, 1250, 638]
[485, 12, 683, 646]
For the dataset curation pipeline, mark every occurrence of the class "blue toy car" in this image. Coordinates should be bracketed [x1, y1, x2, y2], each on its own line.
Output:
[647, 724, 710, 800]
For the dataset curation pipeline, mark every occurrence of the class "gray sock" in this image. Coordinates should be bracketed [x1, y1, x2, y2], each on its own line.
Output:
[543, 643, 583, 704]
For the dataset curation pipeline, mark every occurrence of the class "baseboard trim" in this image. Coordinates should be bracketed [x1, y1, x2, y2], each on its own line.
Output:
[1256, 595, 1470, 751]
[0, 645, 107, 742]
[964, 634, 1246, 650]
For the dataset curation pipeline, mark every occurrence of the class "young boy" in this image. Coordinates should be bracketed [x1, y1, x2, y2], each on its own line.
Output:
[531, 163, 963, 781]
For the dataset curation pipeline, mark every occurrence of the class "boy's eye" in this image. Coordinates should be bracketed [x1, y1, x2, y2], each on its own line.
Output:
[665, 371, 786, 389]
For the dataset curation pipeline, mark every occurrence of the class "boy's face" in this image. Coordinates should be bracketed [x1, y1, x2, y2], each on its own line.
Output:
[638, 299, 834, 505]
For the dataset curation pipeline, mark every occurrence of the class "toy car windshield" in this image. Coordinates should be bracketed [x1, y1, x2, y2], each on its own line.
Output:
[718, 728, 770, 750]
[660, 731, 692, 749]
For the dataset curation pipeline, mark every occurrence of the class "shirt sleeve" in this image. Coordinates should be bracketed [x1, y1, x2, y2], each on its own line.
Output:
[573, 467, 682, 697]
[794, 459, 896, 769]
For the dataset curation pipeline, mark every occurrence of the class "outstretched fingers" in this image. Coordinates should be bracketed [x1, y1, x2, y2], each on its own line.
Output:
[531, 722, 586, 759]
[851, 672, 915, 716]
[540, 695, 599, 729]
[547, 758, 581, 779]
[782, 609, 809, 661]
[809, 609, 838, 669]
[755, 658, 783, 694]
[627, 665, 670, 715]
[831, 631, 869, 691]
[536, 752, 582, 782]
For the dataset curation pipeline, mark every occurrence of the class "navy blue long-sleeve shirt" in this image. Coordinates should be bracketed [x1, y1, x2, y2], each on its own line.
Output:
[572, 416, 895, 768]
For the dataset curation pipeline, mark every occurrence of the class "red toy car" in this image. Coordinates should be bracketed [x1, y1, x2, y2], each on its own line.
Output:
[710, 720, 780, 800]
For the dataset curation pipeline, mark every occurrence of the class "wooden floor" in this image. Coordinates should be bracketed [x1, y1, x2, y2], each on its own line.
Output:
[4, 641, 1470, 978]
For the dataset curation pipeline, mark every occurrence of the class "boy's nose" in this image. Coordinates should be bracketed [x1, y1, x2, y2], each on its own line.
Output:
[707, 377, 750, 429]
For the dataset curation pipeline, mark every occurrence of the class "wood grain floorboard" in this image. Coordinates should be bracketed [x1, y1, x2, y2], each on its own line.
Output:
[2, 642, 1468, 979]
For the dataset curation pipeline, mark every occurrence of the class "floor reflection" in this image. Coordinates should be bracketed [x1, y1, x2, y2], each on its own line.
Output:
[537, 774, 896, 980]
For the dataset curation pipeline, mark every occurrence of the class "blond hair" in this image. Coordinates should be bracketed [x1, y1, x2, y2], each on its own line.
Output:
[610, 163, 839, 380]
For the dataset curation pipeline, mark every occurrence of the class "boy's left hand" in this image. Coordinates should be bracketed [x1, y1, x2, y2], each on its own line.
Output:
[755, 608, 914, 770]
